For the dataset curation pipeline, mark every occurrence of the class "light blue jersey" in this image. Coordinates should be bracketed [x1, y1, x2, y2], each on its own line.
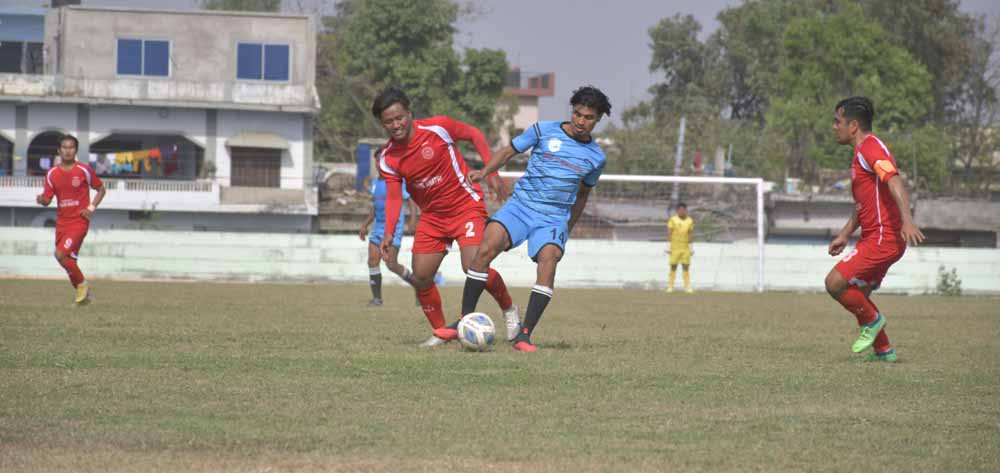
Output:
[509, 121, 606, 219]
[370, 177, 409, 247]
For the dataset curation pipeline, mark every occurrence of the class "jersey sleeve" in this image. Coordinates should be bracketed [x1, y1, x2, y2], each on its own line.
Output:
[378, 147, 404, 236]
[430, 115, 492, 163]
[83, 163, 103, 189]
[582, 158, 605, 187]
[511, 122, 542, 154]
[400, 179, 411, 201]
[858, 140, 898, 183]
[43, 169, 55, 199]
[667, 217, 675, 231]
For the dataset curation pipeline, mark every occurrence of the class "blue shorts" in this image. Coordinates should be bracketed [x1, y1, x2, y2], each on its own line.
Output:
[369, 217, 405, 248]
[489, 198, 568, 261]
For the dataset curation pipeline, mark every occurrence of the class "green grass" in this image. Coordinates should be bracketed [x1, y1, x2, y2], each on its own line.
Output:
[1, 278, 998, 472]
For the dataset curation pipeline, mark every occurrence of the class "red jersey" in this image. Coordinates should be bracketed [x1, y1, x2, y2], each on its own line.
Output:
[378, 116, 493, 235]
[43, 162, 103, 227]
[851, 134, 902, 244]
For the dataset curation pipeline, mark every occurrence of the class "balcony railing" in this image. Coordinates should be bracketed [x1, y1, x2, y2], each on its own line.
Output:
[0, 73, 319, 112]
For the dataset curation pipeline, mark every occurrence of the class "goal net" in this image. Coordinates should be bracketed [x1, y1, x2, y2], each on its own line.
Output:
[497, 172, 766, 292]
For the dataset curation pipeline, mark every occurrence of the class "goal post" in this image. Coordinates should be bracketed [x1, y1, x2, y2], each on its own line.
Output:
[498, 172, 766, 293]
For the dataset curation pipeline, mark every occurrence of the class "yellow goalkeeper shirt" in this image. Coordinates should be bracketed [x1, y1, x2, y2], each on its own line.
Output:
[668, 215, 694, 250]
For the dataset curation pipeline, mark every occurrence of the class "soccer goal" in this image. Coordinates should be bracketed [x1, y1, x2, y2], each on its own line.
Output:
[498, 172, 767, 292]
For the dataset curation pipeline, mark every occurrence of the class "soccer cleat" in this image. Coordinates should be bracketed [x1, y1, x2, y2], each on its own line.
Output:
[685, 288, 694, 294]
[367, 298, 383, 307]
[664, 287, 674, 293]
[433, 327, 458, 341]
[865, 349, 898, 363]
[419, 335, 448, 347]
[502, 304, 521, 341]
[513, 340, 538, 352]
[852, 313, 887, 353]
[74, 282, 90, 305]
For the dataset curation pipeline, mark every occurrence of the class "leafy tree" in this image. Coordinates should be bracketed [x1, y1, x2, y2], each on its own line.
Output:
[765, 2, 932, 180]
[946, 16, 1000, 195]
[316, 0, 508, 159]
[860, 0, 977, 122]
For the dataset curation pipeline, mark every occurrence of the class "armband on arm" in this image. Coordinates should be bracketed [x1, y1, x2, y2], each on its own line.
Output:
[873, 160, 898, 183]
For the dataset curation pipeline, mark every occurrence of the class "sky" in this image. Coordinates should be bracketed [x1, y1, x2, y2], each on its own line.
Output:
[6, 0, 1000, 126]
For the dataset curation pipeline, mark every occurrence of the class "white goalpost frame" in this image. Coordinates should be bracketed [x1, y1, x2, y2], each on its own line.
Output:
[499, 172, 766, 293]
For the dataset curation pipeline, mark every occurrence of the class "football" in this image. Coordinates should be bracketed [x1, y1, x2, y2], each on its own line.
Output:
[457, 312, 496, 351]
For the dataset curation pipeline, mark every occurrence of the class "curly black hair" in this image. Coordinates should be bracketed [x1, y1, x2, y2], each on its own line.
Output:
[371, 87, 411, 119]
[570, 86, 612, 117]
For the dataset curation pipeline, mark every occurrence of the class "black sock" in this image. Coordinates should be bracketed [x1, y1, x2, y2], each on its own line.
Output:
[401, 267, 415, 287]
[515, 285, 552, 343]
[368, 268, 382, 300]
[461, 269, 489, 315]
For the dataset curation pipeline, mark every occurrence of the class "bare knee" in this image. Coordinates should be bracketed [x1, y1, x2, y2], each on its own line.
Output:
[54, 250, 67, 263]
[410, 274, 434, 290]
[473, 243, 502, 270]
[825, 270, 848, 299]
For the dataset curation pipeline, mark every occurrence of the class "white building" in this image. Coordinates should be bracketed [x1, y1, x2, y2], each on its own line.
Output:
[0, 5, 320, 232]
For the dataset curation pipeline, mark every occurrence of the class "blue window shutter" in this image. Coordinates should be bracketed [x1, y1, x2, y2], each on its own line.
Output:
[263, 44, 289, 81]
[237, 43, 262, 80]
[143, 40, 169, 77]
[117, 39, 142, 75]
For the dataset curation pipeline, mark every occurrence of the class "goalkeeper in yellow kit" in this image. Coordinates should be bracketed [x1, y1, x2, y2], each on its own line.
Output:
[666, 202, 694, 293]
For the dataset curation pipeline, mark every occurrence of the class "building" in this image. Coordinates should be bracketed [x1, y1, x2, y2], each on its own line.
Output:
[0, 5, 320, 232]
[496, 67, 555, 146]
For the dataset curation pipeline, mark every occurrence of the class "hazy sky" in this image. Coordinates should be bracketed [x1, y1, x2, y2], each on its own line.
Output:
[6, 0, 1000, 125]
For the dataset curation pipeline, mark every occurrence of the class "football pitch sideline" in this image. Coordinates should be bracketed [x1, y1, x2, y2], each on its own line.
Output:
[1, 279, 998, 472]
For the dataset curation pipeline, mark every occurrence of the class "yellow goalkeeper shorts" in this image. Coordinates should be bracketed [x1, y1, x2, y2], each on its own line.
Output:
[670, 248, 691, 265]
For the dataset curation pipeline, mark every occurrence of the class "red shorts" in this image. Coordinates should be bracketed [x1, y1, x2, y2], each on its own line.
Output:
[412, 206, 487, 254]
[835, 238, 905, 290]
[55, 224, 89, 259]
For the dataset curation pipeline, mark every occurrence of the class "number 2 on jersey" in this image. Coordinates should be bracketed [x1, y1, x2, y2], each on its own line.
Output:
[465, 221, 475, 238]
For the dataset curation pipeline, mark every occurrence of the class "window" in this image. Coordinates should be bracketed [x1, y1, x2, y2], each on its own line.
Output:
[231, 147, 281, 187]
[236, 43, 262, 80]
[117, 39, 170, 77]
[236, 43, 290, 81]
[0, 41, 43, 74]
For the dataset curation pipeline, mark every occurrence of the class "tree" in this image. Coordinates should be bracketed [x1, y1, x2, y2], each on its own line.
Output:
[315, 0, 508, 159]
[947, 16, 1000, 195]
[709, 0, 824, 122]
[201, 0, 280, 11]
[765, 2, 933, 181]
[860, 0, 977, 123]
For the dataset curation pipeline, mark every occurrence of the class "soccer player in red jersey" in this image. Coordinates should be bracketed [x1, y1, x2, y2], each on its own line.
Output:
[372, 87, 519, 346]
[826, 97, 925, 362]
[35, 134, 107, 305]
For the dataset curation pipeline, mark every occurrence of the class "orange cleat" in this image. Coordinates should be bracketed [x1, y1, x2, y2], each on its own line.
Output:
[513, 341, 538, 352]
[433, 327, 458, 341]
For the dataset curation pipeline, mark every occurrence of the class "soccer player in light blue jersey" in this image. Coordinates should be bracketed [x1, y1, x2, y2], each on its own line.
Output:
[358, 174, 417, 306]
[452, 86, 611, 352]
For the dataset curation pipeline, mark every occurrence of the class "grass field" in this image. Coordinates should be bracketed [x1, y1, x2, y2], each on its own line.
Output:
[1, 278, 998, 472]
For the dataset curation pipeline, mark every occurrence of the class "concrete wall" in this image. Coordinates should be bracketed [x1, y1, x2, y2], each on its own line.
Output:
[57, 7, 315, 89]
[2, 228, 997, 294]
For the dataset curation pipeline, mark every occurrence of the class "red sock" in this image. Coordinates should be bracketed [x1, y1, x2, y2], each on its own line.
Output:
[416, 284, 446, 329]
[59, 257, 85, 288]
[836, 286, 878, 326]
[867, 299, 893, 353]
[485, 268, 513, 311]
